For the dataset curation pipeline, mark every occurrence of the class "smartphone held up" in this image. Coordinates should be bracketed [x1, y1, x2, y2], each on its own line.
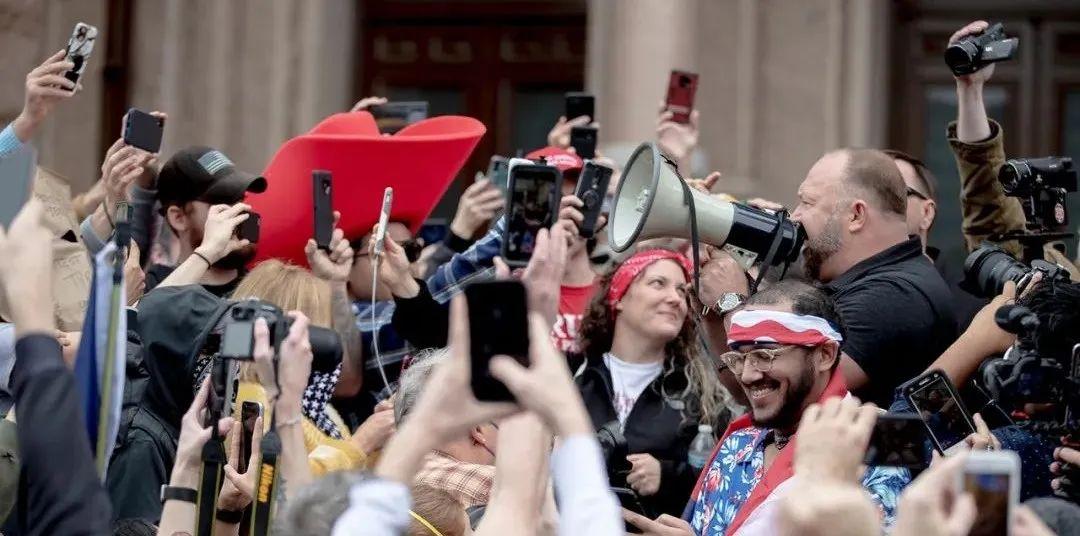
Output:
[466, 280, 530, 402]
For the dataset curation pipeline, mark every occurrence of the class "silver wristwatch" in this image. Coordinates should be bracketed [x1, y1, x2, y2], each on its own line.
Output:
[715, 292, 746, 315]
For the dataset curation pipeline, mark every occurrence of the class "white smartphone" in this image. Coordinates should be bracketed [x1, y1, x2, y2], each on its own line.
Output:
[64, 22, 98, 87]
[373, 187, 393, 256]
[961, 450, 1020, 536]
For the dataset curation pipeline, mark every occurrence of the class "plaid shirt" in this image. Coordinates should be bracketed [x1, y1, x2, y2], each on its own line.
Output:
[415, 451, 495, 508]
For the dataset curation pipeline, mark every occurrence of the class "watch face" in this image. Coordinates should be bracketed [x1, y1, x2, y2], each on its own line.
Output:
[719, 293, 743, 312]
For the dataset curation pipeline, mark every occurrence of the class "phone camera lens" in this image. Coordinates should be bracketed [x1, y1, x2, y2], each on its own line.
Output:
[582, 191, 599, 209]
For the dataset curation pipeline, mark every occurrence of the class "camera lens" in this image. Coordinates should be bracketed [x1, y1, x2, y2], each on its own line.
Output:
[962, 244, 1030, 297]
[944, 42, 979, 73]
[999, 160, 1031, 196]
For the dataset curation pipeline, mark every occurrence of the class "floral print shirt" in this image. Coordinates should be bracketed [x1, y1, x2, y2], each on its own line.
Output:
[688, 427, 910, 535]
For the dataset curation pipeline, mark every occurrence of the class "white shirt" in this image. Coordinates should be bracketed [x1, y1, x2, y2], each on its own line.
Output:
[604, 353, 663, 427]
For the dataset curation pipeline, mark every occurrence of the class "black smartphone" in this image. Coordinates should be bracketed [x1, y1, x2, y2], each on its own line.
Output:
[122, 108, 164, 153]
[487, 156, 510, 192]
[502, 163, 560, 267]
[903, 369, 977, 455]
[370, 101, 429, 134]
[564, 92, 594, 121]
[465, 281, 529, 402]
[569, 126, 598, 159]
[312, 170, 333, 250]
[574, 161, 613, 239]
[239, 401, 262, 473]
[863, 413, 931, 468]
[64, 22, 98, 86]
[612, 487, 652, 534]
[237, 211, 261, 244]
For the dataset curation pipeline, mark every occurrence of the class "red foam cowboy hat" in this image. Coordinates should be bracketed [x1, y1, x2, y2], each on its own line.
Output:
[247, 112, 486, 265]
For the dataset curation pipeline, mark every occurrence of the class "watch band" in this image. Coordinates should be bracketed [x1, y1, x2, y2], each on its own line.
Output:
[216, 508, 245, 524]
[160, 485, 197, 504]
[443, 231, 473, 253]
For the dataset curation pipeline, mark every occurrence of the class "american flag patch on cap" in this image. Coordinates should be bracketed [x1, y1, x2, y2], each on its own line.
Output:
[197, 150, 233, 175]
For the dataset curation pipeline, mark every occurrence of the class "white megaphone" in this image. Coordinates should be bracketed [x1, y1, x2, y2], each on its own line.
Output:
[609, 142, 803, 270]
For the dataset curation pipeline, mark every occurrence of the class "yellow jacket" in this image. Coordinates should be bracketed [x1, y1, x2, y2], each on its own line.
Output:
[233, 382, 375, 476]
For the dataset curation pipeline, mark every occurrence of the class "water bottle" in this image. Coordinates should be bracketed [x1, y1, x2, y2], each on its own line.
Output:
[688, 424, 715, 470]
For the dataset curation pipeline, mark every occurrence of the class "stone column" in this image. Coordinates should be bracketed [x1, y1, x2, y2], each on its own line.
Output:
[588, 0, 890, 206]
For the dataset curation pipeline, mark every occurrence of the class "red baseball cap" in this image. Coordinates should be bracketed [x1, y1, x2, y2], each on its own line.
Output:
[526, 146, 583, 179]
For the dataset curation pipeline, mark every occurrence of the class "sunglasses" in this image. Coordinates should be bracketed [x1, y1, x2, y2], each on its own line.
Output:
[906, 186, 929, 201]
[352, 238, 424, 263]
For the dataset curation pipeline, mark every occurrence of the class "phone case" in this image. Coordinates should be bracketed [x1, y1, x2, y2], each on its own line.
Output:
[501, 164, 560, 267]
[238, 212, 261, 243]
[123, 109, 164, 153]
[903, 370, 976, 454]
[312, 170, 334, 249]
[665, 70, 699, 124]
[64, 22, 98, 85]
[574, 162, 613, 239]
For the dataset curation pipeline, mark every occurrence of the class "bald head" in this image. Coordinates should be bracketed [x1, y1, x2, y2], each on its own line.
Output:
[830, 148, 907, 217]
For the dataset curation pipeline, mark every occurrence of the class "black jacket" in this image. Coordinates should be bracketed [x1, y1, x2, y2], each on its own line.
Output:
[106, 285, 229, 523]
[12, 335, 111, 535]
[575, 354, 705, 518]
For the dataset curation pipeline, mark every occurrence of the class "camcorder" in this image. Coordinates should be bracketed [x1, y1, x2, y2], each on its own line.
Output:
[944, 22, 1018, 76]
[960, 156, 1076, 297]
[980, 305, 1080, 438]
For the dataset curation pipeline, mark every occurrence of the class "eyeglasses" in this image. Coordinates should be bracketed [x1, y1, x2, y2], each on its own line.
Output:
[906, 186, 929, 201]
[719, 346, 800, 374]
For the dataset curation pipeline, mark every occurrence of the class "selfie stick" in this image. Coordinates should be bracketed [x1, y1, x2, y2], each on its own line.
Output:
[94, 213, 128, 477]
[370, 188, 394, 395]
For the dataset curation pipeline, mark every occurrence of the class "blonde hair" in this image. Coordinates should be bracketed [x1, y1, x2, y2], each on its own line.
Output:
[232, 259, 332, 328]
[409, 485, 467, 536]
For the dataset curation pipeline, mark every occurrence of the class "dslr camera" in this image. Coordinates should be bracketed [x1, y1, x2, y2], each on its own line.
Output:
[1000, 157, 1077, 232]
[962, 242, 1070, 298]
[980, 305, 1080, 437]
[945, 22, 1018, 76]
[219, 299, 342, 373]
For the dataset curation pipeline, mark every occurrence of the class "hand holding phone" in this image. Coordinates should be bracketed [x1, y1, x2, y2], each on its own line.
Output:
[569, 126, 597, 159]
[122, 108, 165, 153]
[312, 170, 334, 250]
[238, 401, 263, 474]
[664, 70, 699, 124]
[904, 370, 977, 455]
[961, 450, 1020, 536]
[863, 413, 931, 468]
[573, 161, 613, 239]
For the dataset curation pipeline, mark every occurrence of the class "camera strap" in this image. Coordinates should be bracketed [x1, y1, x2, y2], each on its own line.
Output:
[749, 209, 792, 294]
[195, 430, 226, 536]
[249, 429, 281, 536]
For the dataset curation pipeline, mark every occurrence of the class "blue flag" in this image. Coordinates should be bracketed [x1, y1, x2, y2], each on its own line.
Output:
[73, 242, 127, 479]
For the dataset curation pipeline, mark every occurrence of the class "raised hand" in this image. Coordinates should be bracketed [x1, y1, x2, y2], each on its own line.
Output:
[306, 211, 354, 283]
[548, 115, 595, 149]
[368, 222, 419, 298]
[13, 50, 79, 141]
[218, 416, 264, 512]
[194, 203, 251, 265]
[450, 178, 505, 239]
[0, 200, 55, 336]
[793, 396, 878, 483]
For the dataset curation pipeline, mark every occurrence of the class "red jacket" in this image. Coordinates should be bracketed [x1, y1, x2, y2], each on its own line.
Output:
[686, 368, 849, 535]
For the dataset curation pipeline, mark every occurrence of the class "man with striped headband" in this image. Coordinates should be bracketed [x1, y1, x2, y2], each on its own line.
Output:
[681, 280, 909, 536]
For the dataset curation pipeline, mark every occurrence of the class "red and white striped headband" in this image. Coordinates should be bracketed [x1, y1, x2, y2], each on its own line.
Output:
[727, 310, 843, 349]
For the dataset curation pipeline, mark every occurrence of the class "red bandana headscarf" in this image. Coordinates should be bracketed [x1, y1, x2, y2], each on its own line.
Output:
[606, 249, 694, 313]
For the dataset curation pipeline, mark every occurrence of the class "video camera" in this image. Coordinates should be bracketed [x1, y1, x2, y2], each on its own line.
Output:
[980, 304, 1080, 437]
[944, 22, 1018, 76]
[961, 156, 1076, 297]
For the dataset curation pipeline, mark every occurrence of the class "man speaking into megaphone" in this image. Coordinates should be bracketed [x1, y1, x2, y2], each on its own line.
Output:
[610, 144, 958, 407]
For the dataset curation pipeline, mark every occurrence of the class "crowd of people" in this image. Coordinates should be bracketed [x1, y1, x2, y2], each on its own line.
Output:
[1, 18, 1080, 536]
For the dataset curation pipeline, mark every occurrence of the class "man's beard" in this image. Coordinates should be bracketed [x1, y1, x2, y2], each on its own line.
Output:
[748, 361, 816, 432]
[801, 215, 842, 281]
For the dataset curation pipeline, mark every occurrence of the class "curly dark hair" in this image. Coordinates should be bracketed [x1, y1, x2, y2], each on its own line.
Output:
[578, 254, 729, 426]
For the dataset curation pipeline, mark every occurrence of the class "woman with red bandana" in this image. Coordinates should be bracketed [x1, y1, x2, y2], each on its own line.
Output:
[575, 248, 731, 518]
